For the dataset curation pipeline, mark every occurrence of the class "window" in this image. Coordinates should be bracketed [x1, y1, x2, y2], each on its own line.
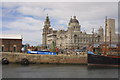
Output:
[1, 45, 5, 52]
[74, 39, 76, 43]
[78, 39, 79, 43]
[13, 47, 16, 52]
[74, 34, 77, 38]
[2, 46, 4, 52]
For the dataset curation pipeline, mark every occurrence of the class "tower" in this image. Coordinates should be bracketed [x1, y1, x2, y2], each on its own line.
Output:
[98, 26, 104, 36]
[42, 15, 51, 46]
[105, 18, 116, 42]
[106, 19, 115, 36]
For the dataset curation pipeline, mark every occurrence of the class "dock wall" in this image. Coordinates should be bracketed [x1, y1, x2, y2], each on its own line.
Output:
[1, 52, 87, 64]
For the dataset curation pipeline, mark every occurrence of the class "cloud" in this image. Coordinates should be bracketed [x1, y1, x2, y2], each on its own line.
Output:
[4, 17, 43, 31]
[17, 6, 46, 17]
[2, 2, 118, 45]
[3, 17, 43, 45]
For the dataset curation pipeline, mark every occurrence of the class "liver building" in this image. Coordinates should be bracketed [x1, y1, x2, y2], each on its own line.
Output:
[42, 15, 117, 49]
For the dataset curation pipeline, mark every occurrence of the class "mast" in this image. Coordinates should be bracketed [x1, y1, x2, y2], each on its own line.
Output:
[92, 28, 94, 51]
[104, 16, 107, 55]
[109, 26, 111, 54]
[92, 28, 94, 47]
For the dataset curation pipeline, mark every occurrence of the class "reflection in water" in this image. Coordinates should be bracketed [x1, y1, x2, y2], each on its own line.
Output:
[2, 64, 119, 78]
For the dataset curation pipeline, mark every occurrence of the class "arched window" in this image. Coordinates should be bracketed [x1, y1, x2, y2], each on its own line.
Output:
[74, 34, 77, 38]
[1, 45, 4, 52]
[13, 45, 17, 52]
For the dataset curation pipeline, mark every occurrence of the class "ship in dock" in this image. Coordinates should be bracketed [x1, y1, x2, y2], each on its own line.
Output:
[87, 16, 120, 66]
[88, 48, 120, 66]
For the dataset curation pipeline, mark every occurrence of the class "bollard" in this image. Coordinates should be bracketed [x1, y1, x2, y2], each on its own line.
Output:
[21, 58, 29, 65]
[2, 58, 9, 65]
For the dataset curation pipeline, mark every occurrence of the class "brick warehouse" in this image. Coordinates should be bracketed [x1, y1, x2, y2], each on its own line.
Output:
[0, 34, 22, 52]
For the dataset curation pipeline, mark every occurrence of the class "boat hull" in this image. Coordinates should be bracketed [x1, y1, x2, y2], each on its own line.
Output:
[88, 54, 120, 66]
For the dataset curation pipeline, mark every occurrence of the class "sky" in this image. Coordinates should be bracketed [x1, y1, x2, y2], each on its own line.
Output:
[1, 2, 118, 46]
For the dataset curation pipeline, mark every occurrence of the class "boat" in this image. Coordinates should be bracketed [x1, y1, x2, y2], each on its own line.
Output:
[87, 16, 120, 66]
[88, 51, 120, 66]
[27, 40, 57, 55]
[27, 50, 57, 55]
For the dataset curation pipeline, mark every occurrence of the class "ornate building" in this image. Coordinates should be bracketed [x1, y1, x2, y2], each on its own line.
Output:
[42, 15, 118, 49]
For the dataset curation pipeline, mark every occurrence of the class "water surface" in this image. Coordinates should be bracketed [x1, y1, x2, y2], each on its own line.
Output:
[2, 64, 119, 78]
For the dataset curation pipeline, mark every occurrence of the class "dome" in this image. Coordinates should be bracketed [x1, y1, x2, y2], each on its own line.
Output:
[99, 26, 103, 30]
[69, 16, 79, 24]
[83, 30, 86, 34]
[71, 16, 79, 23]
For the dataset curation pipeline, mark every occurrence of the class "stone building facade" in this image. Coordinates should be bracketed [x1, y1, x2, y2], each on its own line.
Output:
[42, 15, 117, 49]
[0, 34, 22, 52]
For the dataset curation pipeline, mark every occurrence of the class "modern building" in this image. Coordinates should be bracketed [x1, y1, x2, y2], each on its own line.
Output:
[42, 15, 105, 49]
[105, 18, 119, 43]
[0, 34, 22, 52]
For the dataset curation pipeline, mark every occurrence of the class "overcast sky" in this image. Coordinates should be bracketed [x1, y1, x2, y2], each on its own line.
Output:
[1, 2, 118, 46]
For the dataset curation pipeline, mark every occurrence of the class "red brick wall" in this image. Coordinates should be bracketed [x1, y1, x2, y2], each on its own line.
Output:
[0, 39, 22, 52]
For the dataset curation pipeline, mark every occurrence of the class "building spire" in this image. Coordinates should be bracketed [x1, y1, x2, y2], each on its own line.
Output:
[45, 14, 49, 22]
[44, 14, 50, 26]
[70, 16, 72, 20]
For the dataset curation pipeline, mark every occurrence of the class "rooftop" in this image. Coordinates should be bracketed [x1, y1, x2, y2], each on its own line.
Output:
[0, 34, 22, 39]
